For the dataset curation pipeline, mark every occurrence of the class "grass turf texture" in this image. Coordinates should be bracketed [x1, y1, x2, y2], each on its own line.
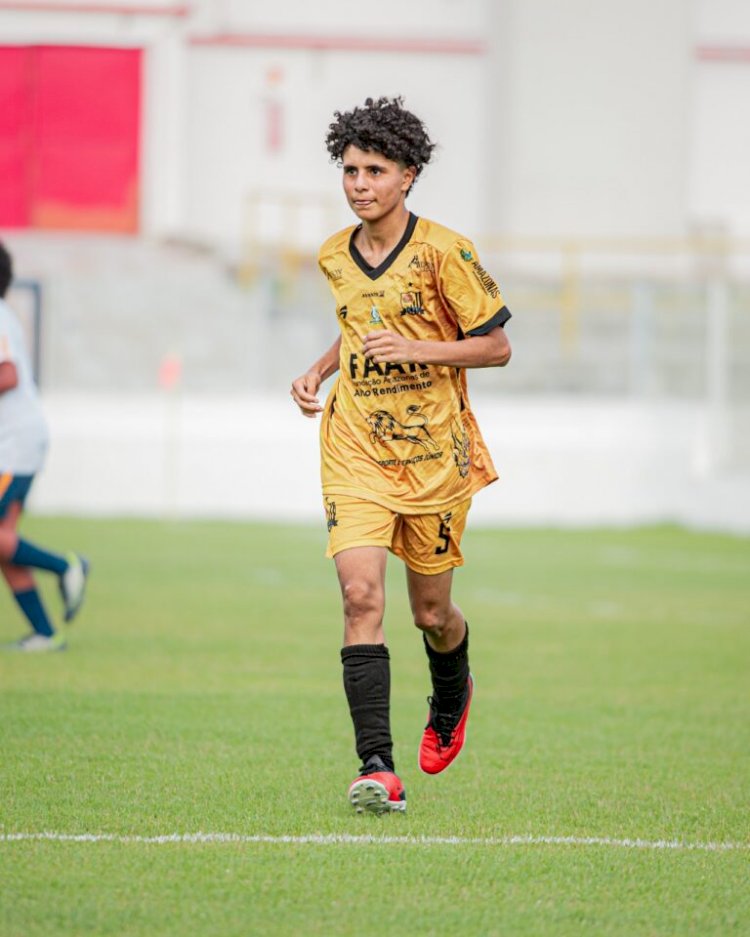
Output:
[1, 517, 748, 936]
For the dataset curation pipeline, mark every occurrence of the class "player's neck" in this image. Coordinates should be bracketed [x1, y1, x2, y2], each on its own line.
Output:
[355, 204, 411, 268]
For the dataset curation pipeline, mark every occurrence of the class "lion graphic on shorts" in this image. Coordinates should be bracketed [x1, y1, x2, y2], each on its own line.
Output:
[366, 405, 439, 452]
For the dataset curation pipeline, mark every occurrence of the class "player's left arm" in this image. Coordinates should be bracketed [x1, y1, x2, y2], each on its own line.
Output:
[363, 326, 510, 369]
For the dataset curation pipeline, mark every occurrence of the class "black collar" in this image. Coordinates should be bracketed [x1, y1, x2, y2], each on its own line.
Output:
[349, 212, 419, 281]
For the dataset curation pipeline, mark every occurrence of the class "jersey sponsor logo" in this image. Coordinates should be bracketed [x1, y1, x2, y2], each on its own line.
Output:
[366, 404, 439, 453]
[470, 263, 500, 299]
[325, 497, 338, 531]
[349, 354, 428, 379]
[361, 290, 385, 299]
[450, 421, 471, 478]
[400, 291, 425, 316]
[459, 247, 500, 299]
[323, 266, 343, 282]
[408, 253, 435, 273]
[355, 378, 433, 398]
[338, 305, 348, 320]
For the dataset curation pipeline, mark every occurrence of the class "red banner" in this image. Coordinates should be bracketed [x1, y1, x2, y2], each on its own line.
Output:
[0, 45, 141, 232]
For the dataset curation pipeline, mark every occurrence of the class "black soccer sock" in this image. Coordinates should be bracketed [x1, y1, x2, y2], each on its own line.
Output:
[341, 644, 394, 772]
[423, 622, 470, 713]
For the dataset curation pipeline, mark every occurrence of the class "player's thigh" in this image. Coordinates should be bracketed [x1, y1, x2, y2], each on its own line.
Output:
[392, 498, 472, 576]
[323, 494, 399, 559]
[334, 545, 388, 612]
[405, 564, 455, 620]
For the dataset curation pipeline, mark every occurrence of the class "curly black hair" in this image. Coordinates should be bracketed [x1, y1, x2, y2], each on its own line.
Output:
[0, 241, 12, 298]
[325, 96, 435, 188]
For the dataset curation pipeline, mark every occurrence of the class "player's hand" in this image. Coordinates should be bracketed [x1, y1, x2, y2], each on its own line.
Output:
[363, 330, 414, 364]
[290, 371, 323, 418]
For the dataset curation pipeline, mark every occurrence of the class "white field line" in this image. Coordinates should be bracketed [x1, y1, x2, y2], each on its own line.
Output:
[1, 832, 748, 852]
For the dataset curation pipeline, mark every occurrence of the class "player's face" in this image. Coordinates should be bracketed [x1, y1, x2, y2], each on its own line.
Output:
[341, 145, 416, 223]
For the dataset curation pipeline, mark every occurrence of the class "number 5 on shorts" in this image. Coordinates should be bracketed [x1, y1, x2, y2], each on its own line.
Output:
[435, 519, 451, 555]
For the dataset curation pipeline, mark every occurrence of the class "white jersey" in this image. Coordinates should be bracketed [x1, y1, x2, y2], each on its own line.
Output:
[0, 298, 49, 474]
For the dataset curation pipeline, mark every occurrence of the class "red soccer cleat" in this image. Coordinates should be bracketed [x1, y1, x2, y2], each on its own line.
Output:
[418, 674, 474, 775]
[348, 756, 407, 815]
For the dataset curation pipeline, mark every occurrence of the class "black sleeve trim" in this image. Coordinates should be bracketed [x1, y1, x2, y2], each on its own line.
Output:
[466, 306, 511, 336]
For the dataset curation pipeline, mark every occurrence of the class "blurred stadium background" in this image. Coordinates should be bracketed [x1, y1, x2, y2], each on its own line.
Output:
[1, 0, 749, 530]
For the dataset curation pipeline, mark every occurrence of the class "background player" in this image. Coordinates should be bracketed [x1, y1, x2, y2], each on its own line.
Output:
[291, 97, 511, 815]
[0, 241, 89, 652]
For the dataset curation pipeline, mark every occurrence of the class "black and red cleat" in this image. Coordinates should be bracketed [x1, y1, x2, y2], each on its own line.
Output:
[418, 674, 474, 775]
[348, 756, 406, 815]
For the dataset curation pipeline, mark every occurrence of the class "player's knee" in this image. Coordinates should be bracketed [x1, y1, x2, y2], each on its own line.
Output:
[341, 578, 383, 623]
[412, 606, 450, 637]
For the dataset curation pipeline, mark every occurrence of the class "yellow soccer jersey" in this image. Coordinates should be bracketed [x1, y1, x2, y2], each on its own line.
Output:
[318, 213, 511, 514]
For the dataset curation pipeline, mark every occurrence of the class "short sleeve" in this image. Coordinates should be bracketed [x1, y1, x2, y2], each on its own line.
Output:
[438, 239, 511, 335]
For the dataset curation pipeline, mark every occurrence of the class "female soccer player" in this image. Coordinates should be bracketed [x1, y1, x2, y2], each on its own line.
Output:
[0, 241, 89, 652]
[290, 97, 511, 814]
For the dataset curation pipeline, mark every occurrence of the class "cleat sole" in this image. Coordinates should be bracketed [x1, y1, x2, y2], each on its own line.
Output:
[348, 779, 406, 816]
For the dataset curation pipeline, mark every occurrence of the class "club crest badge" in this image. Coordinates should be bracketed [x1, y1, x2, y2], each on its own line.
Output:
[325, 498, 338, 531]
[400, 291, 425, 316]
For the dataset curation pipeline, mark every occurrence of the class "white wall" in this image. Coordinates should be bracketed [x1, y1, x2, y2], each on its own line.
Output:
[489, 0, 692, 238]
[688, 0, 750, 236]
[688, 64, 750, 237]
[694, 0, 750, 42]
[209, 0, 488, 34]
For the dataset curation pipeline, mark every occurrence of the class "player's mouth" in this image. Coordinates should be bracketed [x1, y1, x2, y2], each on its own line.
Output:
[353, 199, 375, 209]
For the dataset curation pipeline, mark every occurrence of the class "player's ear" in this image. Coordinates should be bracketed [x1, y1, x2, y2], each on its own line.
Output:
[402, 165, 417, 193]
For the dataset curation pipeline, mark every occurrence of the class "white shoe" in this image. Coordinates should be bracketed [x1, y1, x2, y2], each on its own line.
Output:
[59, 553, 90, 622]
[6, 632, 67, 652]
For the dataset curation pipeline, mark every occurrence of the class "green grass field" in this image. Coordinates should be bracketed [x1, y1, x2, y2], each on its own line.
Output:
[1, 517, 749, 936]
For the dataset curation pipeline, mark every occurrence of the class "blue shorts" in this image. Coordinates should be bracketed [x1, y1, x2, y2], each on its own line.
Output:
[0, 474, 34, 519]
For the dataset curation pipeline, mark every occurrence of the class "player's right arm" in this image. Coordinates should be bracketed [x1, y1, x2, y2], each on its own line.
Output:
[290, 335, 341, 418]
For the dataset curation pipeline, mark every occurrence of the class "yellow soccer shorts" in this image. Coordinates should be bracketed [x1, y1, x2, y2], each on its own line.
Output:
[323, 494, 472, 575]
